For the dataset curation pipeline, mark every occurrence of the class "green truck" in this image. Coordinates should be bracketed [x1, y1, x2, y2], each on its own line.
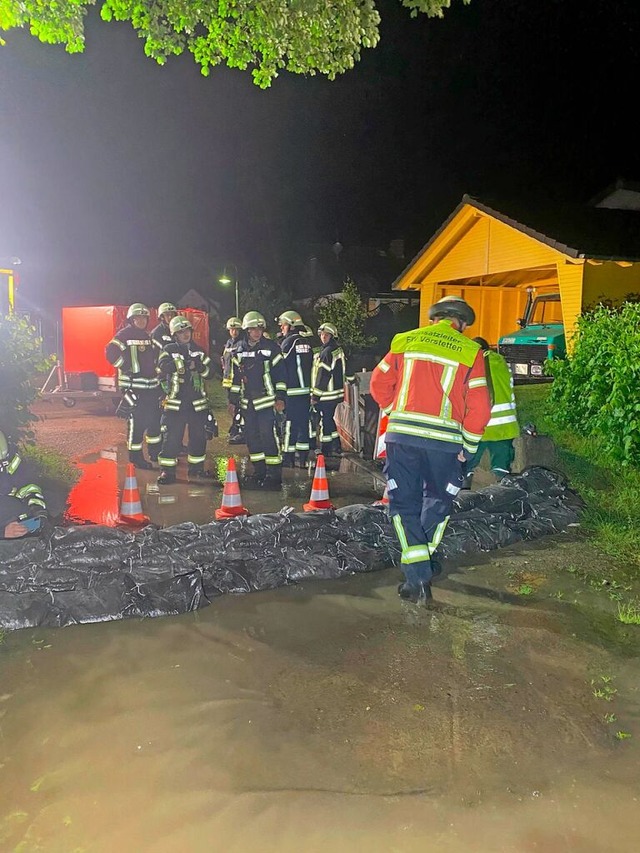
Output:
[498, 290, 565, 383]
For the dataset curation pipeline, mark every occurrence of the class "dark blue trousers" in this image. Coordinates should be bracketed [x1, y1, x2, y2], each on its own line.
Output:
[384, 442, 464, 586]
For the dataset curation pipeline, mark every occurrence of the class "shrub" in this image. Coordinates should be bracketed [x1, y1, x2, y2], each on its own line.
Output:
[548, 302, 640, 465]
[315, 278, 376, 357]
[0, 313, 53, 442]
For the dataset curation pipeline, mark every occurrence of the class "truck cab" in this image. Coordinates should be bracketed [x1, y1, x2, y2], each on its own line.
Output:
[498, 290, 565, 383]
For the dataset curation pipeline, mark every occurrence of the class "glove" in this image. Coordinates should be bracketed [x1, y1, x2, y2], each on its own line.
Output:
[116, 390, 138, 419]
[204, 413, 219, 440]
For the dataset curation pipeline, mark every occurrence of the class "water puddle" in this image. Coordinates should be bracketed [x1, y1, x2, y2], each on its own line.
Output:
[1, 552, 640, 851]
[63, 448, 382, 527]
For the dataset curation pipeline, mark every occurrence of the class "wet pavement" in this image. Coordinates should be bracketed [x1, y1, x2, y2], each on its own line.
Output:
[63, 446, 387, 526]
[1, 539, 640, 851]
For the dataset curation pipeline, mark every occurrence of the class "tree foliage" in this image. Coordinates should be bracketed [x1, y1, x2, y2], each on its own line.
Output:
[548, 302, 640, 466]
[315, 277, 375, 357]
[0, 314, 53, 442]
[0, 0, 466, 88]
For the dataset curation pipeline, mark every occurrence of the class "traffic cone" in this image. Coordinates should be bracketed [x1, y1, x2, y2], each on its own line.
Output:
[215, 457, 249, 520]
[119, 463, 150, 525]
[303, 454, 335, 512]
[374, 483, 389, 506]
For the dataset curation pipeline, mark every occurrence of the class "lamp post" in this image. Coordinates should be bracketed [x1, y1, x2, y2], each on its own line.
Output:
[218, 263, 239, 318]
[0, 256, 21, 315]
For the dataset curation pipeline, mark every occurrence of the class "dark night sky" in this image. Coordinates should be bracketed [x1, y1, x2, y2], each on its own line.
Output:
[1, 0, 640, 317]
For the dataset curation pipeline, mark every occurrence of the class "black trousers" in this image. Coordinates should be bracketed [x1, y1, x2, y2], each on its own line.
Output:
[283, 394, 311, 459]
[159, 407, 207, 471]
[126, 389, 162, 460]
[244, 403, 282, 480]
[317, 400, 340, 454]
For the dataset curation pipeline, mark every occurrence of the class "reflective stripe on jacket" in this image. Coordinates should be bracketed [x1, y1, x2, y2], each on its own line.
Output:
[369, 320, 491, 457]
[105, 323, 159, 391]
[229, 336, 287, 411]
[157, 342, 211, 412]
[312, 339, 347, 402]
[482, 350, 520, 441]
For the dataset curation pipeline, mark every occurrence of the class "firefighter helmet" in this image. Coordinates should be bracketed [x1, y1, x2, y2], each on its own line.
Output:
[158, 302, 177, 317]
[226, 316, 243, 330]
[126, 303, 150, 319]
[169, 316, 192, 335]
[318, 322, 338, 337]
[428, 296, 476, 326]
[242, 311, 266, 329]
[277, 310, 303, 327]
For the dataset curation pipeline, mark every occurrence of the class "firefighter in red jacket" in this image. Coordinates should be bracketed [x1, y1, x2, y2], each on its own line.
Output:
[370, 296, 491, 604]
[105, 303, 162, 469]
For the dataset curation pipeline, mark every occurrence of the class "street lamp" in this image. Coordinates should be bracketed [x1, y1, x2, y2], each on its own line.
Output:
[0, 256, 21, 315]
[218, 263, 239, 318]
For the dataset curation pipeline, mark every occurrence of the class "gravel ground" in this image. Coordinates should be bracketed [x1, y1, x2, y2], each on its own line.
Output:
[31, 400, 126, 461]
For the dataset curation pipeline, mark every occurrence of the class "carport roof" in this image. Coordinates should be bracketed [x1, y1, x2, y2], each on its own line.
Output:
[395, 194, 640, 289]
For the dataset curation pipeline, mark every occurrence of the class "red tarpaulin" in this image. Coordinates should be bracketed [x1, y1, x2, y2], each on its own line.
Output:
[62, 306, 210, 376]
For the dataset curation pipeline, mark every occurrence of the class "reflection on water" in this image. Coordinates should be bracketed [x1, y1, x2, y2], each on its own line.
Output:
[64, 450, 120, 526]
[1, 565, 640, 852]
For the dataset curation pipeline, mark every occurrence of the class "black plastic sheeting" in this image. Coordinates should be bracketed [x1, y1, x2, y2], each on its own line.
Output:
[0, 466, 583, 631]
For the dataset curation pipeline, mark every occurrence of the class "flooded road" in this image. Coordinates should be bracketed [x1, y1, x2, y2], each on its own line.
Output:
[2, 540, 640, 852]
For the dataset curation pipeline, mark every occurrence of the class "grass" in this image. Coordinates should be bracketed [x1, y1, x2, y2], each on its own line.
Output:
[591, 675, 617, 701]
[515, 385, 640, 583]
[22, 444, 79, 487]
[616, 600, 640, 625]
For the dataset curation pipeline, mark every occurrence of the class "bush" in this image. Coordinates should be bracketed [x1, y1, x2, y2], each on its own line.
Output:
[0, 313, 53, 442]
[548, 302, 640, 465]
[315, 278, 376, 357]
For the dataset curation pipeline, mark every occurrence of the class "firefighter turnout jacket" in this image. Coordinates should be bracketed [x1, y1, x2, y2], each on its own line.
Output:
[229, 336, 287, 410]
[1, 445, 47, 520]
[157, 341, 211, 412]
[482, 349, 520, 441]
[281, 330, 313, 394]
[311, 338, 352, 402]
[221, 334, 243, 389]
[105, 322, 160, 392]
[150, 321, 173, 351]
[370, 319, 491, 459]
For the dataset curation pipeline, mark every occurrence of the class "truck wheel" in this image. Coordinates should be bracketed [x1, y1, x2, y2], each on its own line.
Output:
[62, 398, 76, 408]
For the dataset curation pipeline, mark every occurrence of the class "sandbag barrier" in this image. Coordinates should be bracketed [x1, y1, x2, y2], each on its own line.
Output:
[0, 467, 583, 631]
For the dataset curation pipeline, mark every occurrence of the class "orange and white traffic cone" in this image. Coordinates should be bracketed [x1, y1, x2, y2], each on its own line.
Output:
[303, 453, 335, 512]
[119, 462, 150, 526]
[215, 458, 249, 520]
[374, 483, 389, 506]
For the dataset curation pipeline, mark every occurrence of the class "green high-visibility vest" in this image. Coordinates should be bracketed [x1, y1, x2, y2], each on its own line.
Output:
[483, 350, 520, 441]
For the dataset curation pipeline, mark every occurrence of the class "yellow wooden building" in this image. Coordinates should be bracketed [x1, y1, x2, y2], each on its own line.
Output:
[393, 193, 640, 345]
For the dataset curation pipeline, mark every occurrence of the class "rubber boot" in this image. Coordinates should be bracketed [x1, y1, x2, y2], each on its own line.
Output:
[460, 472, 473, 490]
[282, 452, 296, 469]
[298, 452, 308, 469]
[157, 470, 176, 485]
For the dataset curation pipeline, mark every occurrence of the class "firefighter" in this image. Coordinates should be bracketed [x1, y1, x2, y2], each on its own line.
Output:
[0, 429, 47, 539]
[150, 302, 178, 351]
[228, 311, 286, 489]
[310, 322, 353, 457]
[463, 337, 520, 487]
[277, 310, 314, 468]
[156, 316, 214, 484]
[222, 317, 246, 445]
[370, 296, 491, 604]
[106, 303, 162, 469]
